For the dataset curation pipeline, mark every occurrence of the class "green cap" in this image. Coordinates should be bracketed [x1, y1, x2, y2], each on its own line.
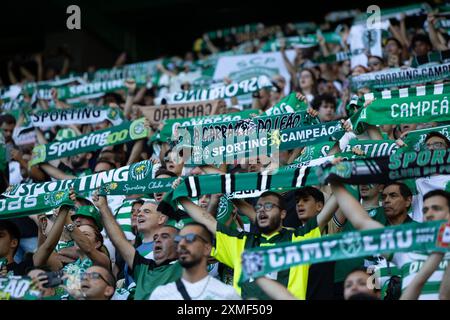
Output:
[73, 205, 103, 232]
[165, 217, 194, 230]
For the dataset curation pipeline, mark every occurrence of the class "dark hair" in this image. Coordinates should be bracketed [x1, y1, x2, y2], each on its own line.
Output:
[0, 114, 16, 126]
[411, 34, 432, 49]
[299, 68, 318, 95]
[0, 220, 21, 255]
[423, 190, 450, 209]
[311, 93, 336, 111]
[386, 37, 403, 49]
[424, 132, 450, 148]
[259, 191, 286, 211]
[94, 158, 117, 170]
[295, 186, 325, 204]
[383, 182, 412, 200]
[155, 168, 178, 178]
[368, 55, 385, 64]
[184, 222, 214, 244]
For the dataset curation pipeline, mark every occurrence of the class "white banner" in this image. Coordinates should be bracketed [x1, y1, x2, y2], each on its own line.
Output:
[212, 50, 296, 97]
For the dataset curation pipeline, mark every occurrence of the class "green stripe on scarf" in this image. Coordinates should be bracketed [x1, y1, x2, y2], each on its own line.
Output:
[3, 160, 163, 198]
[30, 118, 148, 166]
[166, 75, 273, 104]
[179, 121, 344, 166]
[0, 190, 74, 219]
[239, 220, 450, 284]
[402, 124, 450, 152]
[410, 50, 450, 68]
[56, 76, 147, 100]
[350, 63, 450, 90]
[316, 148, 450, 185]
[182, 110, 319, 145]
[158, 110, 258, 143]
[350, 83, 450, 134]
[29, 106, 124, 127]
[157, 166, 320, 219]
[0, 275, 42, 300]
[264, 92, 309, 115]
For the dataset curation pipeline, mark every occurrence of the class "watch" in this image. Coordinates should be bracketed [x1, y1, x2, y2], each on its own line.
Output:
[64, 223, 76, 233]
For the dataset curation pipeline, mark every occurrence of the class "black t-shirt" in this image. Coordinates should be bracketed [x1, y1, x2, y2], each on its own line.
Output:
[6, 253, 35, 276]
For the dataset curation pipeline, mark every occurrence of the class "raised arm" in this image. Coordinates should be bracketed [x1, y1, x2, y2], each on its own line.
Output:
[179, 196, 218, 235]
[92, 191, 136, 268]
[38, 163, 75, 180]
[33, 206, 70, 268]
[316, 194, 339, 232]
[255, 277, 297, 300]
[400, 252, 445, 300]
[123, 78, 136, 120]
[63, 212, 110, 270]
[330, 180, 383, 230]
[439, 255, 450, 300]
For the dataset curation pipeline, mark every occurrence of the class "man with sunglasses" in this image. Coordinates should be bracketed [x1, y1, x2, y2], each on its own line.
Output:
[177, 189, 338, 299]
[149, 223, 240, 300]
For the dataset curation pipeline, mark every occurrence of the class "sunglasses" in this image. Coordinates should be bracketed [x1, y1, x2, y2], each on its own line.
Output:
[174, 233, 208, 244]
[254, 202, 281, 211]
[81, 272, 113, 287]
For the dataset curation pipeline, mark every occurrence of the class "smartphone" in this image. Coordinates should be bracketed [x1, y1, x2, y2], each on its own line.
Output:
[42, 271, 64, 288]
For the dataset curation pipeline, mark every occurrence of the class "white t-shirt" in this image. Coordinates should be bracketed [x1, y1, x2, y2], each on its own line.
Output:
[149, 275, 241, 300]
[412, 175, 450, 222]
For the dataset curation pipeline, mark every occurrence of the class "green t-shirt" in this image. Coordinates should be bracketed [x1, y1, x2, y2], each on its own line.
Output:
[334, 207, 387, 283]
[131, 252, 183, 300]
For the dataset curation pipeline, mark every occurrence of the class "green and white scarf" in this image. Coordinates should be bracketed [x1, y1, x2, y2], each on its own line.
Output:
[56, 76, 147, 101]
[264, 92, 309, 115]
[29, 106, 124, 127]
[157, 166, 321, 219]
[30, 118, 148, 165]
[353, 3, 432, 24]
[139, 100, 221, 125]
[0, 275, 42, 300]
[99, 177, 176, 197]
[317, 148, 450, 185]
[350, 63, 450, 90]
[3, 160, 163, 198]
[240, 220, 450, 283]
[182, 110, 319, 145]
[165, 75, 273, 104]
[350, 83, 450, 134]
[180, 121, 344, 166]
[295, 139, 399, 163]
[158, 109, 257, 143]
[0, 190, 73, 219]
[402, 124, 450, 152]
[261, 32, 342, 52]
[410, 50, 450, 68]
[88, 59, 161, 82]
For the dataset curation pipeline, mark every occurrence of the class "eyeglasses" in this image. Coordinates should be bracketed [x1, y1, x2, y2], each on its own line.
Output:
[426, 141, 446, 150]
[174, 233, 208, 244]
[81, 272, 113, 287]
[254, 202, 280, 211]
[368, 61, 381, 67]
